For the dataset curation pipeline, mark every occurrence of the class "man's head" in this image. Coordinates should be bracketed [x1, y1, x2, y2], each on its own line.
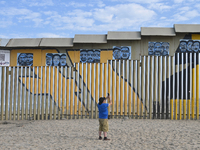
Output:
[99, 97, 106, 105]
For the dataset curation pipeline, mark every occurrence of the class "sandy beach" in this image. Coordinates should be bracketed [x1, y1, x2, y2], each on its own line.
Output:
[0, 119, 200, 150]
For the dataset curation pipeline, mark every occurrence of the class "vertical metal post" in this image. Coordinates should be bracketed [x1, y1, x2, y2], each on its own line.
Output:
[40, 66, 43, 120]
[48, 66, 51, 120]
[43, 66, 46, 120]
[185, 53, 188, 120]
[73, 64, 76, 119]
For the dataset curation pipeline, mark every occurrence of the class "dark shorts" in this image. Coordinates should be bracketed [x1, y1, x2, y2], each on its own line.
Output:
[99, 119, 108, 132]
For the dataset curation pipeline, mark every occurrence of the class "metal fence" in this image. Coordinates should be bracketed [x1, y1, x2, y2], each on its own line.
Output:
[0, 53, 200, 120]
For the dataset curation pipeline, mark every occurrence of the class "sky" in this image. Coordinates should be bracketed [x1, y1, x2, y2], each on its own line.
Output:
[0, 0, 200, 38]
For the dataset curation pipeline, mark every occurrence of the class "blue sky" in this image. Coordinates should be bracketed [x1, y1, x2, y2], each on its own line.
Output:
[0, 0, 200, 38]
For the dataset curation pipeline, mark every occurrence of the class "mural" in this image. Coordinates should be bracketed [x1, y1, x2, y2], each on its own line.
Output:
[178, 40, 200, 52]
[80, 49, 100, 63]
[148, 42, 169, 56]
[0, 50, 10, 66]
[46, 53, 67, 66]
[113, 46, 131, 59]
[17, 53, 33, 66]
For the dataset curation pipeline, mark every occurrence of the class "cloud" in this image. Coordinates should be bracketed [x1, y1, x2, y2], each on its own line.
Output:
[37, 33, 69, 38]
[64, 2, 87, 8]
[148, 3, 172, 12]
[0, 7, 43, 27]
[22, 0, 54, 7]
[110, 0, 163, 4]
[0, 1, 5, 4]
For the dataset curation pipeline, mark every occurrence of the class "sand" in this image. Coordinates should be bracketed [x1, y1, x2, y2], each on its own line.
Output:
[0, 119, 200, 150]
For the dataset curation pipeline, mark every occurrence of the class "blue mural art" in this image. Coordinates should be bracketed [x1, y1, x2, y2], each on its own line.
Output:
[148, 42, 169, 56]
[179, 40, 200, 52]
[17, 53, 33, 66]
[80, 49, 100, 63]
[46, 53, 67, 66]
[113, 46, 131, 60]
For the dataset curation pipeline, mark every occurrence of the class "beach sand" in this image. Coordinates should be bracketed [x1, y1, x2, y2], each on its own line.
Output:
[0, 119, 200, 150]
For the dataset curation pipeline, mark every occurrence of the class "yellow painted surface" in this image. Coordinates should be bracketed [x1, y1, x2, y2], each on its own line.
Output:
[68, 51, 80, 63]
[192, 34, 200, 40]
[175, 99, 177, 120]
[100, 51, 113, 63]
[179, 99, 182, 120]
[197, 65, 199, 120]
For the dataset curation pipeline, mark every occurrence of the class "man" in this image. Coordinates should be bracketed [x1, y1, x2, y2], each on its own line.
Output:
[97, 95, 112, 141]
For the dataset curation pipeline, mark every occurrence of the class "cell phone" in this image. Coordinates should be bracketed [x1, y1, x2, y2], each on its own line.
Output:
[107, 93, 110, 96]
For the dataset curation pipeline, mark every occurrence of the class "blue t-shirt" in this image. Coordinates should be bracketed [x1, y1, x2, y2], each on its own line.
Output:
[97, 103, 109, 119]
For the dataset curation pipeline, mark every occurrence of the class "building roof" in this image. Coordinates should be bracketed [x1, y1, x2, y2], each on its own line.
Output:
[40, 38, 73, 47]
[73, 34, 107, 43]
[174, 24, 200, 33]
[141, 27, 176, 36]
[6, 38, 42, 47]
[107, 31, 141, 40]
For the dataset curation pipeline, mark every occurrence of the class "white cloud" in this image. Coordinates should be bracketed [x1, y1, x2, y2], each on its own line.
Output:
[64, 2, 87, 8]
[172, 9, 200, 21]
[37, 33, 69, 38]
[0, 1, 6, 4]
[110, 0, 163, 4]
[22, 0, 54, 6]
[148, 3, 172, 12]
[173, 0, 184, 3]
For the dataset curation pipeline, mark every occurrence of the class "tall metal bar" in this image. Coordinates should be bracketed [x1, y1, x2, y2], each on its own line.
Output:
[193, 53, 196, 119]
[47, 66, 51, 120]
[164, 56, 167, 119]
[168, 56, 171, 119]
[31, 67, 36, 120]
[180, 53, 184, 120]
[149, 56, 154, 119]
[154, 56, 158, 119]
[36, 67, 39, 120]
[19, 67, 23, 120]
[24, 67, 27, 120]
[197, 53, 200, 120]
[40, 66, 43, 120]
[188, 53, 192, 119]
[110, 61, 114, 118]
[98, 63, 101, 118]
[123, 60, 125, 117]
[9, 67, 12, 120]
[119, 60, 122, 117]
[89, 63, 92, 118]
[77, 64, 80, 119]
[145, 57, 149, 119]
[73, 65, 76, 119]
[175, 53, 179, 120]
[0, 67, 2, 120]
[5, 67, 9, 120]
[27, 67, 31, 120]
[93, 63, 96, 119]
[81, 63, 84, 119]
[102, 63, 104, 97]
[69, 67, 72, 119]
[185, 54, 188, 120]
[85, 63, 88, 118]
[56, 66, 60, 120]
[114, 60, 117, 118]
[60, 66, 63, 119]
[43, 66, 46, 120]
[127, 60, 131, 118]
[12, 67, 16, 120]
[64, 66, 67, 119]
[92, 63, 97, 119]
[141, 57, 145, 119]
[52, 66, 56, 120]
[172, 56, 175, 120]
[158, 56, 162, 119]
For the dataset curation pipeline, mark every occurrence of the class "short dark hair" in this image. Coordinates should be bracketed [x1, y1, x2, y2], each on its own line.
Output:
[98, 97, 106, 105]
